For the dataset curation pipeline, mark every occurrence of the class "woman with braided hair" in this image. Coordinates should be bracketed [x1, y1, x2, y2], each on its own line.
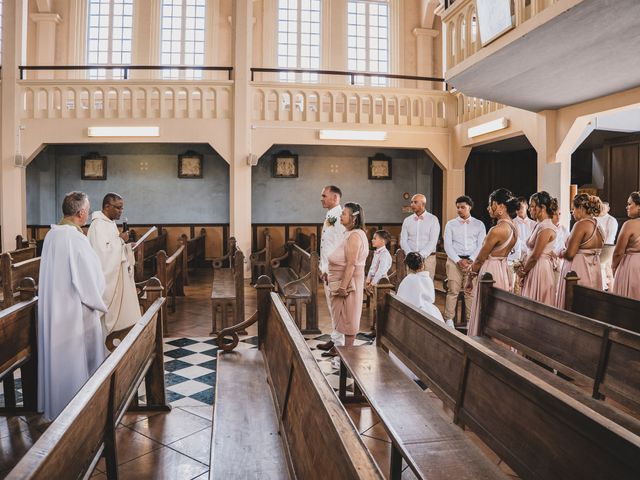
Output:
[555, 193, 605, 309]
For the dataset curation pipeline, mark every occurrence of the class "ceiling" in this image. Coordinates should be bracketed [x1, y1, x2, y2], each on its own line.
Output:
[447, 0, 640, 111]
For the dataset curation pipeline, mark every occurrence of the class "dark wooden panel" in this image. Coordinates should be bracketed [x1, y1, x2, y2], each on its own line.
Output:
[609, 143, 639, 219]
[569, 284, 640, 334]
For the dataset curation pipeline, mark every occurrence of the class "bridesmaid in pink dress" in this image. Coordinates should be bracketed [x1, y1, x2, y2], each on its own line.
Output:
[556, 194, 605, 309]
[466, 188, 519, 336]
[518, 192, 558, 305]
[612, 192, 640, 300]
[328, 202, 369, 349]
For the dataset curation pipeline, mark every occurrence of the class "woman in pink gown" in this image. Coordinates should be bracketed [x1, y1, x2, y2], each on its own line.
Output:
[518, 191, 558, 305]
[612, 192, 640, 300]
[556, 194, 605, 309]
[328, 202, 369, 348]
[466, 188, 519, 336]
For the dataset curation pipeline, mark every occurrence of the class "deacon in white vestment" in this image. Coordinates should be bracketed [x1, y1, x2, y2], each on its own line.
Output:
[400, 194, 440, 278]
[317, 186, 347, 351]
[38, 192, 108, 421]
[87, 193, 141, 337]
[597, 202, 619, 289]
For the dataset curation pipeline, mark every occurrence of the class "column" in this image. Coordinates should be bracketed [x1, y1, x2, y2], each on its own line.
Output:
[1, 0, 28, 250]
[230, 0, 253, 273]
[413, 28, 439, 89]
[443, 168, 465, 223]
[326, 0, 348, 71]
[30, 13, 61, 80]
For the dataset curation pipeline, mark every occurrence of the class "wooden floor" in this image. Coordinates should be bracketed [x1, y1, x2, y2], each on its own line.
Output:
[0, 268, 519, 479]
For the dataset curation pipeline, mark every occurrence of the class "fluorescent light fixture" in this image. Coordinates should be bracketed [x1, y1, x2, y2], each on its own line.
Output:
[319, 129, 387, 141]
[87, 126, 160, 137]
[467, 117, 509, 139]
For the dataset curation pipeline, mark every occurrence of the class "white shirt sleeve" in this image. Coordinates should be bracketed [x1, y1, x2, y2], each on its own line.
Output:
[606, 216, 618, 244]
[443, 221, 460, 263]
[371, 250, 392, 285]
[399, 217, 410, 253]
[422, 216, 440, 257]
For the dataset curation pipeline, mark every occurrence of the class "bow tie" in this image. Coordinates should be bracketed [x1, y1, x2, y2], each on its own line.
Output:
[459, 218, 470, 224]
[414, 214, 424, 221]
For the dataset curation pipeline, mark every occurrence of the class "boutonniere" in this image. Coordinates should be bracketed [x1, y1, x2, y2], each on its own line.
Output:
[326, 216, 338, 227]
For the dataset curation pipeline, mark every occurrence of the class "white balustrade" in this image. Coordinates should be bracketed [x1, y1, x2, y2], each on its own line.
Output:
[251, 83, 450, 128]
[455, 93, 504, 122]
[443, 0, 558, 70]
[20, 81, 233, 121]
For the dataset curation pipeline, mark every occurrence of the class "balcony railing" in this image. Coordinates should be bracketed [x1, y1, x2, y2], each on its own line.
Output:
[20, 81, 233, 120]
[442, 0, 559, 70]
[455, 92, 504, 123]
[19, 65, 233, 81]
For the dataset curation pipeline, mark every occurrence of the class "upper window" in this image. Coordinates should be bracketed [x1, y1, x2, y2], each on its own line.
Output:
[347, 1, 389, 86]
[160, 0, 206, 79]
[87, 0, 133, 79]
[277, 0, 321, 82]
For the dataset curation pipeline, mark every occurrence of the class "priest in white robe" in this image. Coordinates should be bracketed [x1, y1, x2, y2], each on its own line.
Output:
[38, 191, 108, 421]
[87, 193, 141, 338]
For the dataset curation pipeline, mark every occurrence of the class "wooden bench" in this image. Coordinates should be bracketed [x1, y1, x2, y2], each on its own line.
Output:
[249, 228, 272, 284]
[0, 278, 38, 413]
[211, 247, 245, 335]
[564, 270, 640, 333]
[294, 227, 317, 253]
[132, 228, 167, 282]
[6, 283, 169, 480]
[338, 291, 640, 479]
[156, 245, 185, 335]
[1, 253, 40, 308]
[474, 272, 640, 418]
[212, 236, 237, 270]
[271, 241, 319, 334]
[210, 276, 383, 479]
[178, 228, 206, 285]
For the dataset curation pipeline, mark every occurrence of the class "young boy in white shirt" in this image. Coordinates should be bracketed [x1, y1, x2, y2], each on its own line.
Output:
[365, 230, 393, 293]
[397, 252, 445, 323]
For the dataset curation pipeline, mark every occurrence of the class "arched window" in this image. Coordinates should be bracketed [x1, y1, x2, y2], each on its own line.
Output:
[347, 0, 389, 86]
[87, 0, 133, 79]
[160, 0, 206, 79]
[277, 0, 321, 82]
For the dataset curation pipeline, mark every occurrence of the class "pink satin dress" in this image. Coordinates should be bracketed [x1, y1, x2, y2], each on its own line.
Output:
[328, 229, 369, 336]
[612, 226, 640, 301]
[468, 219, 517, 336]
[521, 219, 558, 305]
[556, 218, 604, 309]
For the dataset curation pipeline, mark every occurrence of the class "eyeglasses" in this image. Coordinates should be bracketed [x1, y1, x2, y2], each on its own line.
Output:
[108, 204, 124, 211]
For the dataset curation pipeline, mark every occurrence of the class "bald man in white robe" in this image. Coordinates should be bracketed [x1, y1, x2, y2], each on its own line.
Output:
[38, 192, 108, 421]
[87, 193, 140, 337]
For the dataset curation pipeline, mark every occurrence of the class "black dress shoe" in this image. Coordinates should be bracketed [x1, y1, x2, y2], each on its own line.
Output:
[316, 340, 334, 351]
[321, 347, 338, 358]
[360, 331, 376, 340]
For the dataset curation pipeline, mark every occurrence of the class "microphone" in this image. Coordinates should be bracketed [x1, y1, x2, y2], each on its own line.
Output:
[122, 217, 129, 232]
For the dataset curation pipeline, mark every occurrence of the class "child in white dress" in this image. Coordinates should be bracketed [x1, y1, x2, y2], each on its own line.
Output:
[397, 252, 445, 323]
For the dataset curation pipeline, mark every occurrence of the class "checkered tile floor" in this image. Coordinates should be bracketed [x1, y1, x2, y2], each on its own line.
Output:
[0, 334, 374, 410]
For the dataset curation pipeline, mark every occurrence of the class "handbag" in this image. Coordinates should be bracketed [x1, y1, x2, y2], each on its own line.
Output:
[329, 279, 356, 296]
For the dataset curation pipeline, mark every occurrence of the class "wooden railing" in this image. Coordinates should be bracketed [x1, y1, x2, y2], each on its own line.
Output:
[442, 0, 560, 70]
[455, 92, 504, 122]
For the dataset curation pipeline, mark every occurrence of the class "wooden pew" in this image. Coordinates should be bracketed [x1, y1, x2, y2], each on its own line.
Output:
[6, 245, 37, 264]
[16, 235, 30, 249]
[0, 278, 38, 413]
[212, 236, 237, 270]
[475, 273, 640, 418]
[1, 253, 40, 308]
[210, 247, 245, 335]
[6, 283, 169, 480]
[564, 270, 640, 333]
[338, 291, 640, 480]
[294, 226, 317, 253]
[210, 276, 383, 479]
[132, 228, 167, 282]
[178, 228, 206, 285]
[249, 228, 272, 284]
[156, 245, 185, 336]
[271, 241, 319, 334]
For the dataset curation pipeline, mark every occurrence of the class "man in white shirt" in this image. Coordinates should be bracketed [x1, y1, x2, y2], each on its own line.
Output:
[87, 193, 141, 338]
[399, 194, 440, 279]
[316, 185, 347, 352]
[38, 192, 108, 420]
[443, 196, 486, 328]
[597, 201, 619, 289]
[509, 196, 536, 293]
